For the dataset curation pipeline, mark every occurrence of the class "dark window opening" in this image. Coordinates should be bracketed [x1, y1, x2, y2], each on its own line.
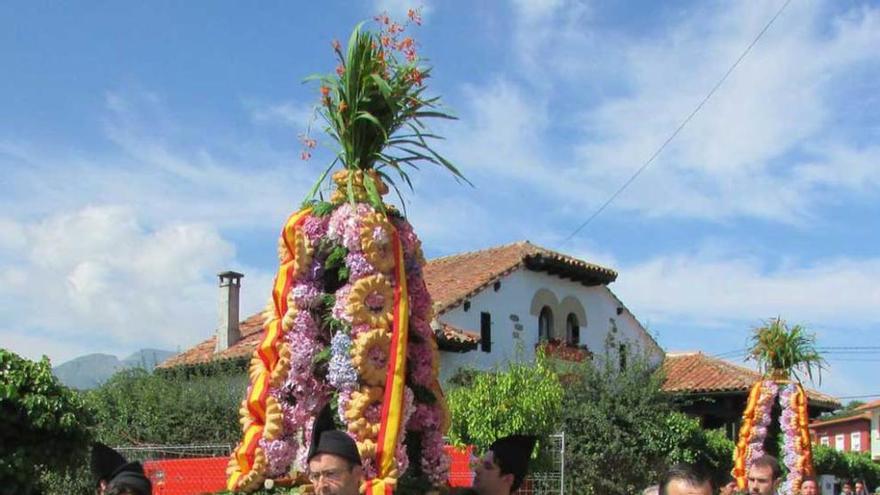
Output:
[538, 306, 553, 342]
[619, 343, 628, 371]
[480, 312, 491, 353]
[566, 314, 580, 345]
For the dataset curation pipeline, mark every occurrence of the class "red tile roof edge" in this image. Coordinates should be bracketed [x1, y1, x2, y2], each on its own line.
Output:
[809, 412, 872, 428]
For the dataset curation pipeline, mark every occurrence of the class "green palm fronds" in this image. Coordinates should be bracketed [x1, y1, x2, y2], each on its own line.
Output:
[304, 20, 469, 208]
[747, 317, 826, 383]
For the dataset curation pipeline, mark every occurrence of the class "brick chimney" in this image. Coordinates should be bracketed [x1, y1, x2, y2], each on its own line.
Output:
[215, 271, 244, 353]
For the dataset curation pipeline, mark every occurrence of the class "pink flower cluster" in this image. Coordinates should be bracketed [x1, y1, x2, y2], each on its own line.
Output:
[778, 384, 803, 495]
[747, 381, 779, 466]
[247, 203, 447, 486]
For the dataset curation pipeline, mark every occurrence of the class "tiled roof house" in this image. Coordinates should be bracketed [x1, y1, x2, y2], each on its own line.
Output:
[663, 352, 840, 436]
[161, 241, 663, 380]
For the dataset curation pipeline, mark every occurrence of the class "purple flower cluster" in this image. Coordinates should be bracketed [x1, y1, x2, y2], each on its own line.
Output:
[747, 381, 779, 466]
[242, 205, 448, 487]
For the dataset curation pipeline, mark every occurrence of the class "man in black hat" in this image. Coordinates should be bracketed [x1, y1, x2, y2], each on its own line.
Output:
[90, 442, 152, 495]
[472, 435, 537, 495]
[307, 405, 363, 495]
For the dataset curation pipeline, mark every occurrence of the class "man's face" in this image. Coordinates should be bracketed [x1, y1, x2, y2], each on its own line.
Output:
[856, 483, 865, 493]
[747, 465, 779, 495]
[473, 451, 513, 495]
[665, 479, 713, 495]
[843, 484, 853, 494]
[308, 453, 362, 495]
[800, 480, 818, 495]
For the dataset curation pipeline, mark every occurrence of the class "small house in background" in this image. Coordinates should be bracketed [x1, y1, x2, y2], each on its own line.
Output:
[160, 241, 663, 382]
[662, 352, 840, 439]
[810, 399, 880, 461]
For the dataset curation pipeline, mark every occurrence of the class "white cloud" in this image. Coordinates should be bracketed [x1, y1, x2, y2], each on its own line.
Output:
[613, 250, 880, 329]
[248, 99, 318, 130]
[0, 206, 235, 362]
[0, 205, 276, 364]
[1, 92, 316, 230]
[462, 0, 880, 223]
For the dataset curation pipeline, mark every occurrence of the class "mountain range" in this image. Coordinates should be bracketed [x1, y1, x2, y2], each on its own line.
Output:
[52, 348, 176, 390]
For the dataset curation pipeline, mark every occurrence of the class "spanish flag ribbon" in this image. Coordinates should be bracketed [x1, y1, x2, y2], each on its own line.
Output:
[365, 228, 409, 495]
[227, 208, 311, 491]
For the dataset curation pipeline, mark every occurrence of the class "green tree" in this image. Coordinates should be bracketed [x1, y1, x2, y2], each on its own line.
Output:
[813, 445, 880, 488]
[446, 350, 563, 458]
[562, 350, 735, 494]
[86, 365, 246, 446]
[0, 349, 94, 494]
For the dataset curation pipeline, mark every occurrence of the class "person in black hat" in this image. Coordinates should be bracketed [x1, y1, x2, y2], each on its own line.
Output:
[306, 405, 363, 495]
[472, 435, 537, 495]
[90, 442, 151, 495]
[104, 462, 152, 495]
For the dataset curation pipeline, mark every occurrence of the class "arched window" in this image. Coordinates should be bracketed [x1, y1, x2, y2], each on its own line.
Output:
[538, 306, 553, 342]
[566, 313, 580, 345]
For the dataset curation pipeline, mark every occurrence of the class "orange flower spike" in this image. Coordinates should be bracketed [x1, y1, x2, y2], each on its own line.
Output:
[407, 8, 422, 26]
[338, 101, 348, 113]
[321, 86, 330, 97]
[381, 35, 392, 47]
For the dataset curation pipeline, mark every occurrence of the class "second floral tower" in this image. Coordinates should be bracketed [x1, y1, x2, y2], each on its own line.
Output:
[227, 10, 465, 494]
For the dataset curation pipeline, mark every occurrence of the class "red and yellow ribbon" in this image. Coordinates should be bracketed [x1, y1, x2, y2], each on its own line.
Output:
[228, 208, 311, 491]
[364, 229, 409, 495]
[734, 381, 764, 489]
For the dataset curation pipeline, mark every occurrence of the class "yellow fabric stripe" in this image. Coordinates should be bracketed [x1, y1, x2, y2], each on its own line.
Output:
[378, 236, 409, 477]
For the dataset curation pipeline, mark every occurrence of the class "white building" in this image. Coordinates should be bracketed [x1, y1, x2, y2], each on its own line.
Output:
[162, 241, 663, 382]
[423, 241, 663, 382]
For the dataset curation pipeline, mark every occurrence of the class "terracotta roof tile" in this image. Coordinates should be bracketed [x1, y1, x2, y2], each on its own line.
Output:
[855, 398, 880, 411]
[161, 241, 616, 368]
[159, 314, 264, 368]
[810, 412, 871, 428]
[436, 322, 480, 352]
[662, 352, 840, 409]
[424, 241, 616, 316]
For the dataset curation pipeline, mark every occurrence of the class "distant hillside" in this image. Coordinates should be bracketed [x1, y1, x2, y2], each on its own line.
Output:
[53, 348, 175, 390]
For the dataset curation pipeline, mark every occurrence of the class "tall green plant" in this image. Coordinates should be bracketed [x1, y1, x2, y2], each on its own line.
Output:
[303, 13, 470, 208]
[747, 317, 825, 382]
[446, 350, 563, 455]
[0, 349, 94, 494]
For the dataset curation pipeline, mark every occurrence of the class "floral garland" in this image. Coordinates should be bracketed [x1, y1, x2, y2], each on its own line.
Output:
[227, 178, 449, 492]
[778, 383, 815, 495]
[733, 380, 815, 495]
[733, 380, 778, 489]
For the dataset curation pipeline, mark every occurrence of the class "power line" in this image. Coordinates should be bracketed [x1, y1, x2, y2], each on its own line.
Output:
[559, 0, 795, 245]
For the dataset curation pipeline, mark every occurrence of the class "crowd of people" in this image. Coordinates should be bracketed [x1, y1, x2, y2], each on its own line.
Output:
[89, 429, 876, 495]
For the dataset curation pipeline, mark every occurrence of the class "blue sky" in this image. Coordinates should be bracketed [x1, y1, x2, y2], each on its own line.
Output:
[2, 0, 878, 400]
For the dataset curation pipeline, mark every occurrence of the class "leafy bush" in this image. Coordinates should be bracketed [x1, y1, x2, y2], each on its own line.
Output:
[446, 350, 564, 465]
[561, 350, 734, 494]
[813, 445, 880, 488]
[0, 349, 94, 494]
[86, 366, 247, 446]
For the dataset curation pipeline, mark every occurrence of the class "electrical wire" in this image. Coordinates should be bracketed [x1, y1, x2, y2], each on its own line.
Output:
[559, 0, 795, 245]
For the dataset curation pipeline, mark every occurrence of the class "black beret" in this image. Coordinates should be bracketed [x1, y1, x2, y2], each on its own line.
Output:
[490, 435, 537, 491]
[307, 403, 361, 466]
[91, 442, 127, 482]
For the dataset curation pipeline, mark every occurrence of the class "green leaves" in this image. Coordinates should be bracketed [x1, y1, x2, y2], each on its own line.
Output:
[747, 317, 826, 383]
[0, 350, 94, 493]
[446, 354, 563, 453]
[305, 21, 469, 209]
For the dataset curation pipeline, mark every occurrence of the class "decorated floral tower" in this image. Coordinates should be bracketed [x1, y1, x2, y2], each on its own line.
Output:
[733, 318, 826, 495]
[226, 11, 465, 494]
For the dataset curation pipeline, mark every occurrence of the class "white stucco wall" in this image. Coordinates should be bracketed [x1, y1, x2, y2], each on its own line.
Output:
[437, 267, 663, 383]
[871, 408, 880, 461]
